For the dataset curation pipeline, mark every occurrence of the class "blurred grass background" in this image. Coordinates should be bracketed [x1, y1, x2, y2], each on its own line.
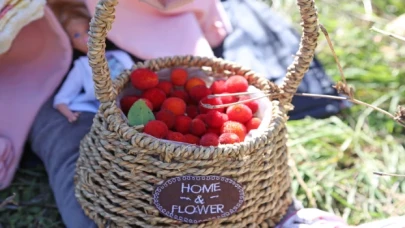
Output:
[273, 0, 405, 225]
[1, 0, 405, 227]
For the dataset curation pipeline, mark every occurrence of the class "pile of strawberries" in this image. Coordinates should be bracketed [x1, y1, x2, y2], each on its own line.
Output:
[120, 68, 262, 146]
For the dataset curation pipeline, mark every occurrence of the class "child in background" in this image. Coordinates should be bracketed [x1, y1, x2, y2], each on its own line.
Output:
[48, 1, 134, 122]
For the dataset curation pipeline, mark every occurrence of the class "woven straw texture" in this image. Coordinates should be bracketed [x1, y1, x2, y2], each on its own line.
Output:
[74, 0, 319, 227]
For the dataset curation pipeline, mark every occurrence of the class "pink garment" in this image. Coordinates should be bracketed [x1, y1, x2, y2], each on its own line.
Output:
[85, 0, 232, 59]
[0, 7, 72, 189]
[0, 0, 232, 189]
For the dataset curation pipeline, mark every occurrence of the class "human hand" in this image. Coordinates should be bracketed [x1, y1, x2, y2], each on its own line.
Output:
[67, 112, 80, 123]
[55, 103, 80, 123]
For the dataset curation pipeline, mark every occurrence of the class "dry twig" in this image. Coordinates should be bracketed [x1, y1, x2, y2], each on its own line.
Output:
[203, 25, 405, 128]
[373, 171, 405, 178]
[370, 27, 405, 42]
[289, 158, 317, 208]
[0, 193, 16, 209]
[319, 25, 347, 84]
[202, 24, 405, 177]
[319, 24, 405, 128]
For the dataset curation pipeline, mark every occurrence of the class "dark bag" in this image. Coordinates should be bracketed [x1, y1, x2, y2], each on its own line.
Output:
[221, 0, 350, 120]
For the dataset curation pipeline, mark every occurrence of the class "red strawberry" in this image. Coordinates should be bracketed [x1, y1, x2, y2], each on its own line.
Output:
[130, 68, 159, 90]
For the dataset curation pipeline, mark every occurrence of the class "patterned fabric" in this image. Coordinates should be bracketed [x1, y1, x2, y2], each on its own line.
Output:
[277, 204, 405, 227]
[277, 208, 351, 228]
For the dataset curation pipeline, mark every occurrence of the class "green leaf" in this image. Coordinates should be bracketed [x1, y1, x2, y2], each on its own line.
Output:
[128, 100, 155, 126]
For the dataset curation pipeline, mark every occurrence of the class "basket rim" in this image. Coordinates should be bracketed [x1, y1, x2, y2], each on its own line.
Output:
[95, 56, 288, 160]
[87, 0, 319, 105]
[99, 100, 287, 160]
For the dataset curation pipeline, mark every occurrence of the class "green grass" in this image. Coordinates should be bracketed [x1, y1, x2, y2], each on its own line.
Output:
[275, 0, 405, 225]
[0, 167, 62, 228]
[1, 0, 405, 227]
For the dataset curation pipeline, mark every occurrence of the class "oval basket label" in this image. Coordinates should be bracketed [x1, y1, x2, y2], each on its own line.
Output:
[153, 175, 245, 224]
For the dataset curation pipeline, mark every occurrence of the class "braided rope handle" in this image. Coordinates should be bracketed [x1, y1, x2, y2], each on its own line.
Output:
[87, 0, 319, 103]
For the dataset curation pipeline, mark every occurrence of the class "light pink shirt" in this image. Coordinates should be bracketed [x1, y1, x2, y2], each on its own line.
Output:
[0, 0, 231, 189]
[86, 0, 232, 59]
[0, 7, 72, 189]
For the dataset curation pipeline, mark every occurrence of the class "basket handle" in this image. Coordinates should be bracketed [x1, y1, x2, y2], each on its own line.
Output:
[87, 0, 119, 103]
[87, 0, 319, 103]
[279, 0, 319, 103]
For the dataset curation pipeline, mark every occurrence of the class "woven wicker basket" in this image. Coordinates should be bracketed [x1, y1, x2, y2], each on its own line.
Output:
[74, 0, 319, 227]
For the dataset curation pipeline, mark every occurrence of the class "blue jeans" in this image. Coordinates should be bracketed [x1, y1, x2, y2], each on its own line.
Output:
[29, 98, 97, 228]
